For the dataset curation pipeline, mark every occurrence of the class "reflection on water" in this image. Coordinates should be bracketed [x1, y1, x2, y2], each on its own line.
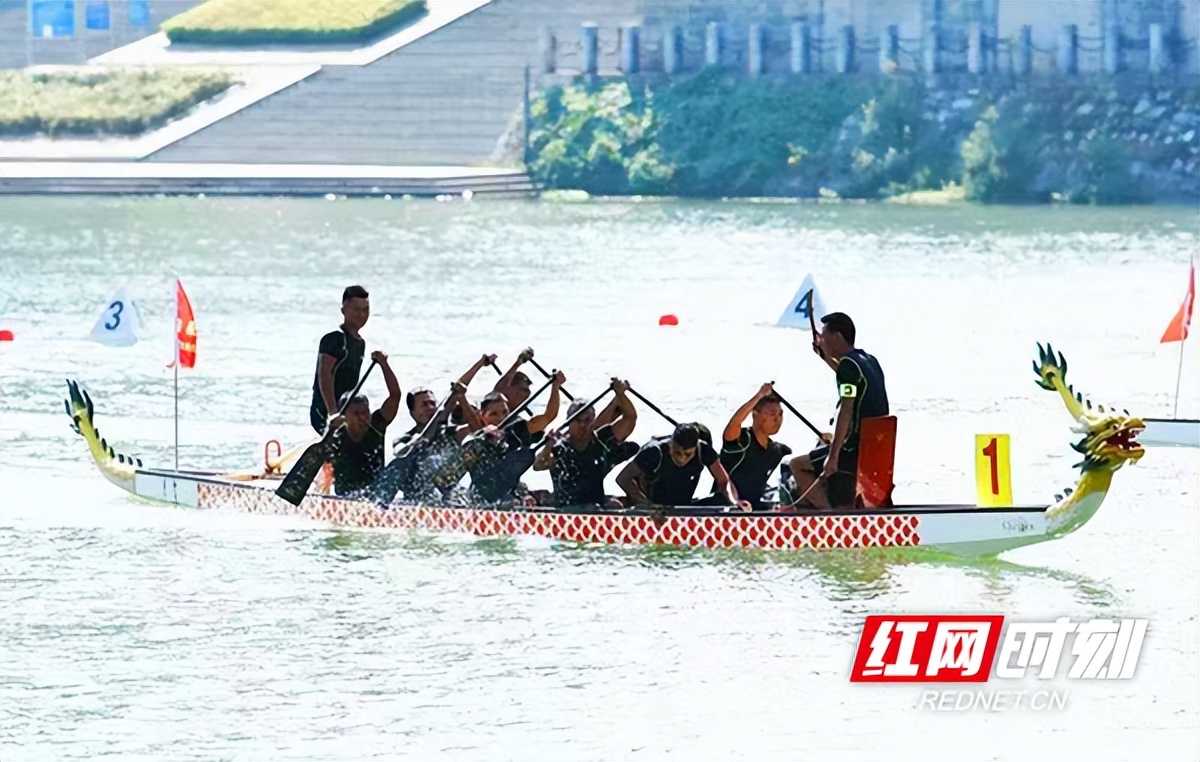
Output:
[310, 527, 1121, 610]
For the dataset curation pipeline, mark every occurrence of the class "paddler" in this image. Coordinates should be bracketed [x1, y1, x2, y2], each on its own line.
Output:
[788, 311, 889, 509]
[390, 354, 496, 503]
[720, 383, 792, 511]
[616, 422, 744, 509]
[532, 378, 639, 508]
[393, 353, 497, 454]
[329, 351, 401, 496]
[463, 369, 567, 504]
[310, 285, 371, 435]
[492, 347, 536, 408]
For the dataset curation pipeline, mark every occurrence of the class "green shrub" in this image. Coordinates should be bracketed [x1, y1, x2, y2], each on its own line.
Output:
[162, 0, 427, 46]
[527, 74, 1194, 204]
[0, 68, 235, 137]
[961, 102, 1048, 203]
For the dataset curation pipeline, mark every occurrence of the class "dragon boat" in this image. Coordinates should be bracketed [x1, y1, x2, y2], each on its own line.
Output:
[64, 344, 1144, 558]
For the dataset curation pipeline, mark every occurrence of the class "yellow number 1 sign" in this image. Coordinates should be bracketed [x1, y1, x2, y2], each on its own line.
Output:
[975, 434, 1013, 507]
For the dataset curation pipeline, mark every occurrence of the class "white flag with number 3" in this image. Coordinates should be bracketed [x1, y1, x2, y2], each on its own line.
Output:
[86, 286, 142, 347]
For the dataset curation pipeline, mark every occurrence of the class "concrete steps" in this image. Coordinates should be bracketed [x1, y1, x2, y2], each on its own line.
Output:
[0, 162, 537, 197]
[147, 0, 644, 166]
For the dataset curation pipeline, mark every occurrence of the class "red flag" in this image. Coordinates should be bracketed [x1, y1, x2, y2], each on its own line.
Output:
[175, 279, 197, 368]
[1160, 261, 1195, 344]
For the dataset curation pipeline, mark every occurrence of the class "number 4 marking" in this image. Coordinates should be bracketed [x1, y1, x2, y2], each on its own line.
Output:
[794, 289, 813, 318]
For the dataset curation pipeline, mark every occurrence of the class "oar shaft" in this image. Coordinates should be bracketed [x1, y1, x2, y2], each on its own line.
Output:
[498, 373, 555, 429]
[342, 360, 377, 413]
[528, 356, 575, 401]
[770, 390, 824, 439]
[626, 386, 678, 427]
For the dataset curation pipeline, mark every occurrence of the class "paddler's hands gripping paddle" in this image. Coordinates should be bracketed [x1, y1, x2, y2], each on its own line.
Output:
[275, 359, 378, 506]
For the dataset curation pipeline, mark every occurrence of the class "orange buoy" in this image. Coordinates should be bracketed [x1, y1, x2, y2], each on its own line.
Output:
[658, 314, 678, 326]
[0, 329, 13, 341]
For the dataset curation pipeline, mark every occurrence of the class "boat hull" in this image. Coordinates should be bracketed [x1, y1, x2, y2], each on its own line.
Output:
[130, 468, 1052, 558]
[1141, 418, 1200, 448]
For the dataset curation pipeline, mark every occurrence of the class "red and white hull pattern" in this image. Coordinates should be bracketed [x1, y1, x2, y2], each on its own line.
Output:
[132, 469, 1055, 558]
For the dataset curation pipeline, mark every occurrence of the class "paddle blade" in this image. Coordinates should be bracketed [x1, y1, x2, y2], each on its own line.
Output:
[856, 415, 897, 508]
[274, 439, 332, 506]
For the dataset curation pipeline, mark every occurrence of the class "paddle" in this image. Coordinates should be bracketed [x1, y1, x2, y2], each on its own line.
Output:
[275, 359, 378, 506]
[367, 380, 465, 507]
[807, 288, 823, 359]
[626, 386, 679, 427]
[769, 388, 826, 440]
[527, 356, 576, 401]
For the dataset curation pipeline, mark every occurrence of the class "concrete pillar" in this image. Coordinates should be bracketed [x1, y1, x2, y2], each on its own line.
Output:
[748, 23, 765, 76]
[880, 24, 899, 72]
[539, 27, 556, 74]
[581, 23, 598, 76]
[791, 22, 811, 74]
[1014, 25, 1032, 75]
[1057, 24, 1078, 75]
[982, 0, 999, 71]
[663, 25, 682, 74]
[705, 21, 722, 67]
[836, 25, 855, 73]
[1148, 23, 1167, 74]
[922, 0, 943, 73]
[1103, 23, 1121, 74]
[967, 22, 983, 73]
[621, 24, 640, 73]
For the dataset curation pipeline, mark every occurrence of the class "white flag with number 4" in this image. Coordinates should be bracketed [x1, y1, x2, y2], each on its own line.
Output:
[86, 286, 142, 347]
[776, 273, 831, 330]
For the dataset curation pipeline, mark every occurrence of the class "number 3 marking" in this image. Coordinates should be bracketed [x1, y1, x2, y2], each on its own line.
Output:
[982, 436, 999, 495]
[104, 300, 124, 330]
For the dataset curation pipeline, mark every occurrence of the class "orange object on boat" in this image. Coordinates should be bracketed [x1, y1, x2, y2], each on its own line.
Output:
[263, 439, 283, 473]
[856, 415, 896, 508]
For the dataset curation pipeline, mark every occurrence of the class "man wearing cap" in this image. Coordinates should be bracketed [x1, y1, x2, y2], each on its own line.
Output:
[787, 311, 889, 509]
[532, 378, 639, 507]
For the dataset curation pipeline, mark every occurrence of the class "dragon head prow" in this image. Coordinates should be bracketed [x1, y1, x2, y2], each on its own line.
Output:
[1033, 343, 1145, 474]
[64, 379, 141, 491]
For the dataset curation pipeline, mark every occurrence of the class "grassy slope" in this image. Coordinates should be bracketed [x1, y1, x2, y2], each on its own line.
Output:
[161, 0, 428, 45]
[0, 69, 236, 137]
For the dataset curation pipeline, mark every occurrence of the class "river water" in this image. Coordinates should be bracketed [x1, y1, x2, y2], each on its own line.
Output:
[1, 196, 1197, 760]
